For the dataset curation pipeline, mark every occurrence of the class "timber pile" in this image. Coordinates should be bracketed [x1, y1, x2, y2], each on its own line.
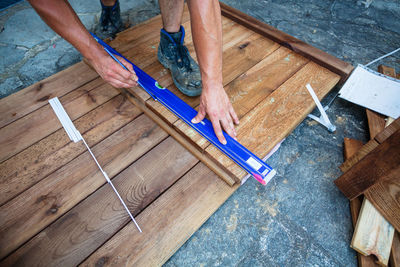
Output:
[0, 3, 350, 266]
[337, 66, 400, 267]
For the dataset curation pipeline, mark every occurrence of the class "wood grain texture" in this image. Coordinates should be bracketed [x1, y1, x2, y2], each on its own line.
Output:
[343, 138, 383, 267]
[219, 1, 354, 84]
[351, 199, 394, 266]
[340, 139, 380, 173]
[0, 115, 167, 260]
[0, 62, 98, 129]
[378, 65, 396, 78]
[0, 95, 139, 206]
[335, 129, 400, 200]
[2, 137, 197, 267]
[206, 61, 340, 179]
[390, 231, 400, 267]
[375, 118, 400, 144]
[0, 78, 119, 164]
[122, 89, 236, 186]
[365, 179, 400, 232]
[366, 109, 386, 139]
[81, 163, 239, 267]
[174, 46, 309, 150]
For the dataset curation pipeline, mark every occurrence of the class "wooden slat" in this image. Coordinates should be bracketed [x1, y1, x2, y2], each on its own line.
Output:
[344, 138, 383, 267]
[365, 178, 400, 232]
[390, 231, 400, 267]
[0, 79, 119, 163]
[81, 163, 238, 267]
[219, 1, 354, 84]
[0, 62, 98, 129]
[206, 61, 340, 179]
[366, 109, 386, 139]
[375, 118, 400, 144]
[335, 129, 400, 201]
[340, 139, 380, 173]
[0, 94, 139, 206]
[121, 89, 236, 186]
[378, 65, 397, 78]
[351, 198, 394, 266]
[2, 137, 197, 266]
[0, 115, 167, 260]
[174, 46, 310, 150]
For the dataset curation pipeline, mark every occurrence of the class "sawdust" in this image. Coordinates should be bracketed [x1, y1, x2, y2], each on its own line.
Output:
[306, 119, 318, 126]
[226, 214, 238, 232]
[261, 201, 278, 217]
[335, 115, 346, 124]
[283, 178, 288, 184]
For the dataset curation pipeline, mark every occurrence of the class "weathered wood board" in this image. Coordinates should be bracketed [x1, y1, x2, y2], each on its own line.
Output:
[0, 3, 350, 266]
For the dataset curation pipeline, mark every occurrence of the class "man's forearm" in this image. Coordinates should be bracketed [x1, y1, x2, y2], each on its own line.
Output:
[28, 0, 103, 60]
[187, 0, 223, 90]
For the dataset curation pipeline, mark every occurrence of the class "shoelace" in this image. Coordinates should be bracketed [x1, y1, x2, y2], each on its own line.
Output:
[175, 44, 192, 71]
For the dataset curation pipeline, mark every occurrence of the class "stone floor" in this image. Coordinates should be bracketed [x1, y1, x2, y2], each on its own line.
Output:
[1, 0, 399, 266]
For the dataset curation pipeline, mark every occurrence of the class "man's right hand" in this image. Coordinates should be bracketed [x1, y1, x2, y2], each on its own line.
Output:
[86, 48, 138, 89]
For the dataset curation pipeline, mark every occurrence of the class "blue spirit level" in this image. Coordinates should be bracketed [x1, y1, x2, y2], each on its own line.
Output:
[91, 33, 276, 185]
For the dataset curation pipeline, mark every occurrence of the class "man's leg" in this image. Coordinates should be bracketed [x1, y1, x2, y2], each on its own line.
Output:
[96, 0, 123, 38]
[157, 0, 202, 96]
[159, 0, 184, 32]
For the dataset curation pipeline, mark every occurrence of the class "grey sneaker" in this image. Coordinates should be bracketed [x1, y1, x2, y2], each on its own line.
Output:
[157, 26, 202, 97]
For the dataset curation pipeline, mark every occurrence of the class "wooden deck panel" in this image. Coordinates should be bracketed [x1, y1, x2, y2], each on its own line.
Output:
[0, 3, 349, 266]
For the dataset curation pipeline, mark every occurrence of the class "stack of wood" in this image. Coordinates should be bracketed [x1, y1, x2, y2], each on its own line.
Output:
[335, 66, 400, 267]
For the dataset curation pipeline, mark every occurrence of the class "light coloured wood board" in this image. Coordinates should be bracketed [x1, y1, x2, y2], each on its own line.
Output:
[206, 61, 340, 180]
[81, 162, 239, 267]
[0, 79, 119, 164]
[0, 115, 167, 259]
[0, 62, 98, 129]
[0, 94, 140, 206]
[174, 46, 309, 150]
[351, 199, 394, 266]
[343, 138, 382, 267]
[2, 137, 197, 266]
[122, 89, 236, 186]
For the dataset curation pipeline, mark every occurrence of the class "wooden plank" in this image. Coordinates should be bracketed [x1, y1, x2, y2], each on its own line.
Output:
[366, 109, 386, 139]
[390, 231, 400, 267]
[0, 94, 140, 206]
[206, 61, 341, 179]
[174, 46, 310, 150]
[0, 62, 98, 129]
[81, 163, 239, 267]
[352, 199, 394, 266]
[365, 178, 400, 232]
[0, 79, 119, 164]
[378, 65, 396, 78]
[335, 129, 400, 200]
[121, 89, 236, 186]
[219, 1, 354, 84]
[344, 138, 383, 267]
[2, 137, 198, 266]
[374, 118, 400, 144]
[340, 139, 380, 173]
[0, 115, 167, 260]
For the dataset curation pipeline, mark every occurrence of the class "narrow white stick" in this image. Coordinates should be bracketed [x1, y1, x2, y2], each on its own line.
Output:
[49, 97, 142, 232]
[306, 84, 336, 132]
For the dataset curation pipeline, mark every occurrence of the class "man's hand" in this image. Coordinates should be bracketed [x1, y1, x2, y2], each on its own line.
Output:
[191, 82, 239, 145]
[86, 48, 138, 89]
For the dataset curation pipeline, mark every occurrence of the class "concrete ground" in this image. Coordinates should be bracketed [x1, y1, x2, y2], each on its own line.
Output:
[1, 0, 399, 266]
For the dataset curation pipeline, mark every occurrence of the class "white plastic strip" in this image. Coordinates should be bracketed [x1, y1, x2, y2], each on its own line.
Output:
[48, 97, 142, 232]
[365, 47, 400, 67]
[305, 84, 336, 132]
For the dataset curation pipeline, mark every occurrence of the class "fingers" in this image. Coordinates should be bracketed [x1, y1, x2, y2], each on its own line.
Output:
[220, 115, 237, 140]
[229, 105, 239, 125]
[117, 56, 138, 82]
[210, 117, 226, 145]
[191, 107, 206, 124]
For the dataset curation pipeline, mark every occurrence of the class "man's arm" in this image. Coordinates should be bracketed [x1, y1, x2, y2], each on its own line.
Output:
[188, 0, 239, 145]
[28, 0, 137, 88]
